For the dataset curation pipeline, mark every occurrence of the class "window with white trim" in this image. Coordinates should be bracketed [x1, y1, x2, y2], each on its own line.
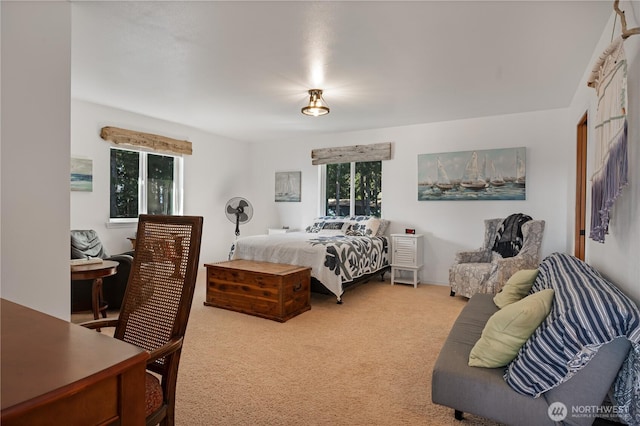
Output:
[109, 147, 183, 221]
[320, 161, 382, 217]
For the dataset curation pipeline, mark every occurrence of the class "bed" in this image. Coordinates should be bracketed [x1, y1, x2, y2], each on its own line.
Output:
[230, 217, 390, 302]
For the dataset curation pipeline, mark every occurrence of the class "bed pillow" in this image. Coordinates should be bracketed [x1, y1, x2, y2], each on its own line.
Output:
[348, 216, 370, 234]
[305, 216, 346, 232]
[315, 220, 350, 235]
[321, 220, 349, 231]
[349, 217, 382, 236]
[351, 222, 366, 235]
[493, 269, 539, 308]
[376, 219, 390, 236]
[364, 218, 382, 236]
[305, 219, 325, 233]
[318, 229, 346, 236]
[468, 289, 554, 368]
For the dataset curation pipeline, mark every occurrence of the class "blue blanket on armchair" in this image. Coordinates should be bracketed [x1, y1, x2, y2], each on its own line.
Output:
[504, 253, 640, 424]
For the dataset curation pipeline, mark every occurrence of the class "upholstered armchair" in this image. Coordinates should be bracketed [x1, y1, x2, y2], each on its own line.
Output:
[449, 218, 545, 298]
[71, 230, 134, 312]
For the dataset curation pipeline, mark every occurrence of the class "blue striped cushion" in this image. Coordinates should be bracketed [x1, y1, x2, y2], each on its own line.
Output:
[504, 252, 640, 397]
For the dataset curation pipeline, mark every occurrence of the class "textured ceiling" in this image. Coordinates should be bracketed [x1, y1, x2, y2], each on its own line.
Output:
[71, 1, 614, 143]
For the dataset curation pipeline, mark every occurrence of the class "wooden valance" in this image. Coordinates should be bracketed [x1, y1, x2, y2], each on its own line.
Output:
[311, 142, 392, 165]
[100, 126, 192, 155]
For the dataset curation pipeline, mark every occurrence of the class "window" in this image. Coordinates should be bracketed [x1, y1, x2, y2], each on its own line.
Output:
[110, 147, 183, 221]
[322, 161, 382, 217]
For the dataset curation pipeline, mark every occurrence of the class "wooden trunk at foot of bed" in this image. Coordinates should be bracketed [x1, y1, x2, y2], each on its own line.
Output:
[204, 260, 311, 322]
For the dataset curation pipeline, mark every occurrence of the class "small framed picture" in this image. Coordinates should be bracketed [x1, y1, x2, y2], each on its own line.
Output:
[70, 157, 93, 192]
[275, 171, 301, 202]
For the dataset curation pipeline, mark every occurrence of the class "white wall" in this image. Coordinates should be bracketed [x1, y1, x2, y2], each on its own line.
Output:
[249, 108, 570, 285]
[1, 2, 72, 319]
[569, 1, 640, 304]
[71, 100, 252, 273]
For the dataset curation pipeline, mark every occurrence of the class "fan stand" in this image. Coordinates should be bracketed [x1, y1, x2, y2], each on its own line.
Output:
[229, 213, 242, 260]
[225, 197, 252, 260]
[234, 210, 243, 237]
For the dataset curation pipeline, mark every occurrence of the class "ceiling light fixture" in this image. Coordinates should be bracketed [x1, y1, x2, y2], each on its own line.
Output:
[301, 89, 330, 117]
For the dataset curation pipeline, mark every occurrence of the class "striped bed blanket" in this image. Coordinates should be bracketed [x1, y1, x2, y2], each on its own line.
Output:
[504, 253, 640, 424]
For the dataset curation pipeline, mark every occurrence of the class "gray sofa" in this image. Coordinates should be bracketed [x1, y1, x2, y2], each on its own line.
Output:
[432, 253, 639, 426]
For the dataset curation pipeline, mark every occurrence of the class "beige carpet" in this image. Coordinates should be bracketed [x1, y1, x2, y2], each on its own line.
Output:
[73, 277, 503, 425]
[171, 277, 503, 426]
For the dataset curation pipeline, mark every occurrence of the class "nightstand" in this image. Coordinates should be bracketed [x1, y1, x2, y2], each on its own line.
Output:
[268, 228, 297, 235]
[390, 233, 424, 288]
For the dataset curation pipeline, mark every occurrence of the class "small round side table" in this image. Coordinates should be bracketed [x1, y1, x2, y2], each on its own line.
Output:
[71, 260, 119, 320]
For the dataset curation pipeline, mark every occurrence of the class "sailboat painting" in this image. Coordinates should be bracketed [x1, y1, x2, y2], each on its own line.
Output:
[418, 147, 526, 201]
[70, 157, 93, 192]
[275, 171, 302, 202]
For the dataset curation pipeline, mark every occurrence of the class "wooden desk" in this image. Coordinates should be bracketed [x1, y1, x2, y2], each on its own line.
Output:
[1, 299, 148, 426]
[71, 260, 119, 320]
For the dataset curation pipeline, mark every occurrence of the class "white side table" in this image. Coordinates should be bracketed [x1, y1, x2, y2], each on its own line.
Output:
[390, 234, 424, 288]
[268, 228, 298, 235]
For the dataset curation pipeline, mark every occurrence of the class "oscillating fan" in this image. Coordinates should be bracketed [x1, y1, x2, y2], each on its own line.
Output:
[225, 197, 253, 237]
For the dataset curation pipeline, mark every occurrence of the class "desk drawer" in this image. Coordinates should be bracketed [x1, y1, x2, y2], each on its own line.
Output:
[2, 376, 118, 426]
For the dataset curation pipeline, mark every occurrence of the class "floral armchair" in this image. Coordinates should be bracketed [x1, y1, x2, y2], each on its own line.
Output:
[449, 218, 545, 298]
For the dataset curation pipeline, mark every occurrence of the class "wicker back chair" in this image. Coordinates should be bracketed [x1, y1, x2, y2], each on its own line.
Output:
[82, 214, 203, 426]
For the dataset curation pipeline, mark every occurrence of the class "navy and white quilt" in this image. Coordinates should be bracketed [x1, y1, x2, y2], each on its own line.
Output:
[231, 232, 389, 301]
[504, 253, 640, 424]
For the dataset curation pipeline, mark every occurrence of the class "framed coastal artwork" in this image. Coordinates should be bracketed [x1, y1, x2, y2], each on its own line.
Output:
[70, 157, 93, 192]
[418, 147, 526, 201]
[275, 171, 301, 202]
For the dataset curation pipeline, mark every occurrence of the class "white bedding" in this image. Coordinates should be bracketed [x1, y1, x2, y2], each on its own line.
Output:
[231, 231, 389, 301]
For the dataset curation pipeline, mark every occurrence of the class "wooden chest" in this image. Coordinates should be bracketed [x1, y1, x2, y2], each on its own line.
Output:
[204, 260, 311, 322]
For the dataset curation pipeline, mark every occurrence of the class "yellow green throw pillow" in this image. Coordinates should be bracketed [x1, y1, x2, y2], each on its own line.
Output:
[493, 269, 539, 309]
[469, 289, 555, 368]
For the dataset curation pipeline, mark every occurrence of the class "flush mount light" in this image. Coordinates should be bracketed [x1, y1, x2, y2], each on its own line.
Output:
[301, 89, 330, 117]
